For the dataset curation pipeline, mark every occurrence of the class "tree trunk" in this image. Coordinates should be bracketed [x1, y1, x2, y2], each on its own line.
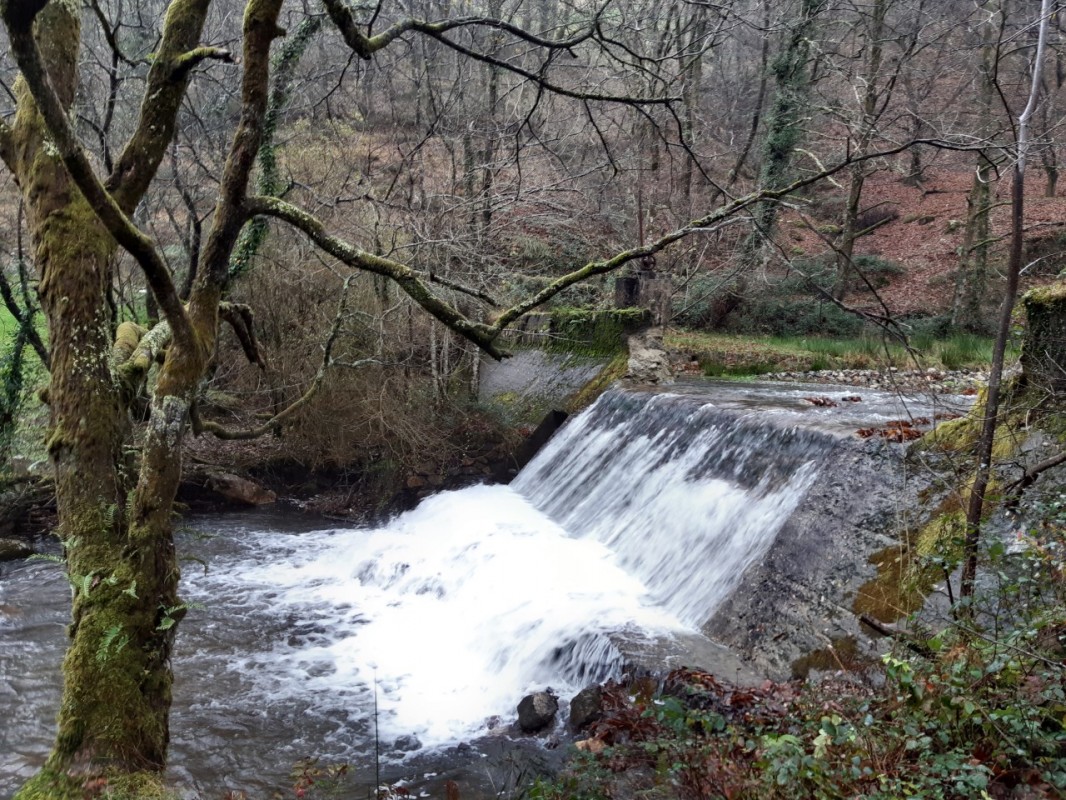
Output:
[2, 0, 241, 792]
[8, 3, 181, 784]
[748, 0, 824, 248]
[952, 157, 993, 329]
[960, 0, 1053, 602]
[951, 3, 998, 331]
[833, 0, 886, 301]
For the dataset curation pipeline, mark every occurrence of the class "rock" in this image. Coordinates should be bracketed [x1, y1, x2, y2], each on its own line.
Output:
[626, 327, 673, 385]
[575, 737, 607, 754]
[517, 690, 558, 733]
[569, 684, 604, 731]
[203, 473, 276, 506]
[393, 734, 421, 752]
[0, 538, 33, 561]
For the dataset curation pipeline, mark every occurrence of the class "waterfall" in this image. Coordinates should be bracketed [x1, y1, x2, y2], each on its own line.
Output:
[514, 390, 833, 627]
[173, 388, 831, 752]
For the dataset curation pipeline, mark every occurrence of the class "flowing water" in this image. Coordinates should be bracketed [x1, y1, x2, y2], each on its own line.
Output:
[0, 383, 961, 797]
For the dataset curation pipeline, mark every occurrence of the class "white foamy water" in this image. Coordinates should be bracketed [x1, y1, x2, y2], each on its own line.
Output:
[199, 485, 683, 747]
[181, 390, 830, 753]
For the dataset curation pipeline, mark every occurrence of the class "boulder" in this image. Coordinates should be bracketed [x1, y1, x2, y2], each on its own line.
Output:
[569, 684, 604, 731]
[0, 538, 33, 561]
[204, 472, 276, 506]
[517, 690, 558, 733]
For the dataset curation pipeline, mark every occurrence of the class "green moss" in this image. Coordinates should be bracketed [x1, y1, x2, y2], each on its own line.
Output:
[918, 413, 980, 454]
[915, 510, 966, 559]
[1023, 281, 1066, 305]
[915, 382, 1029, 459]
[14, 770, 83, 800]
[853, 544, 928, 622]
[566, 352, 628, 413]
[546, 307, 649, 356]
[14, 768, 176, 800]
[854, 507, 970, 623]
[494, 391, 520, 407]
[100, 772, 176, 799]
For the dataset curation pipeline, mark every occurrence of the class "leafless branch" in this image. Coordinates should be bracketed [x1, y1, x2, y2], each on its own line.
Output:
[2, 6, 195, 349]
[245, 194, 506, 357]
[428, 272, 500, 307]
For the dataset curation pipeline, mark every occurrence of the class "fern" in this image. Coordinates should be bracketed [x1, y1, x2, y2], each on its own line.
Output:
[96, 625, 129, 663]
[27, 553, 63, 564]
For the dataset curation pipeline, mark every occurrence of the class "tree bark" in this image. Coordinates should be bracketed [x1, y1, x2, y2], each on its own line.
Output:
[833, 0, 887, 301]
[1, 0, 250, 791]
[951, 3, 998, 331]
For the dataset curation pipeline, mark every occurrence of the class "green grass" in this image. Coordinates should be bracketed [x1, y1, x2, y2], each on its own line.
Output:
[0, 304, 19, 339]
[666, 329, 1016, 378]
[0, 304, 49, 355]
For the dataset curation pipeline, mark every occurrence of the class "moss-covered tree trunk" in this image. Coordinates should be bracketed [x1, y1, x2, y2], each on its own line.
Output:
[712, 0, 823, 328]
[1, 1, 218, 794]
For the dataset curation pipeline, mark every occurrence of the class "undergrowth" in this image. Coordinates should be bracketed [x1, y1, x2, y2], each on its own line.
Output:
[535, 508, 1066, 800]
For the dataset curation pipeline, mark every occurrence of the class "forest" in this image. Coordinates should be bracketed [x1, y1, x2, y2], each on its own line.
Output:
[0, 0, 1064, 797]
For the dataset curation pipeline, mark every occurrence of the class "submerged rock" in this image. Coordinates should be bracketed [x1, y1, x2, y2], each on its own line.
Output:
[0, 538, 33, 561]
[393, 734, 421, 752]
[517, 690, 558, 733]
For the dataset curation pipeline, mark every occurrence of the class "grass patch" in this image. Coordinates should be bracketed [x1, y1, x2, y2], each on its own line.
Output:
[666, 329, 1014, 378]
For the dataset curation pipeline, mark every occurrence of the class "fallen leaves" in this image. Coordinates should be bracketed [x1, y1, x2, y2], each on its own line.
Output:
[856, 419, 925, 442]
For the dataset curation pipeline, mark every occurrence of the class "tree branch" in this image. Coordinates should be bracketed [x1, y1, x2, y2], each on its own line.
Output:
[1, 6, 196, 351]
[106, 0, 216, 212]
[193, 0, 286, 299]
[113, 321, 173, 401]
[320, 1, 675, 105]
[249, 137, 972, 360]
[1004, 450, 1066, 509]
[321, 1, 593, 57]
[87, 0, 138, 68]
[859, 615, 934, 659]
[0, 269, 49, 369]
[219, 302, 264, 366]
[428, 273, 500, 307]
[171, 46, 235, 81]
[245, 195, 507, 358]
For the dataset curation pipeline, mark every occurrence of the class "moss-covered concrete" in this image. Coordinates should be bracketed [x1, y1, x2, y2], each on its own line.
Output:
[565, 352, 629, 414]
[545, 307, 650, 356]
[1022, 282, 1066, 393]
[913, 381, 1028, 460]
